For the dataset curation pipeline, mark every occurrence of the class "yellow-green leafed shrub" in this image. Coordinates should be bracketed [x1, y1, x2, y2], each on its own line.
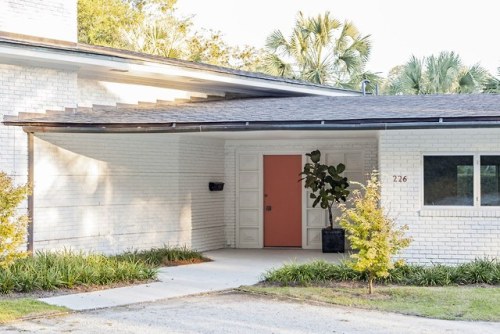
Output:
[339, 172, 411, 294]
[0, 172, 30, 268]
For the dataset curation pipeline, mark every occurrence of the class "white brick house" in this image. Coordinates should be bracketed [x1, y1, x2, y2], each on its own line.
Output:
[1, 1, 500, 264]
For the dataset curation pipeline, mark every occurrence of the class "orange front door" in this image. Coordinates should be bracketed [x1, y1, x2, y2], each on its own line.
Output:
[264, 155, 302, 247]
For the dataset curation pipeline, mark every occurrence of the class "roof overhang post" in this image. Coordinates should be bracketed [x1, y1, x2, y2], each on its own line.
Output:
[27, 132, 34, 253]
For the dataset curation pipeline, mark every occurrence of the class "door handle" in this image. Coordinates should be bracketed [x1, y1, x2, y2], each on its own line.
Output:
[266, 205, 272, 211]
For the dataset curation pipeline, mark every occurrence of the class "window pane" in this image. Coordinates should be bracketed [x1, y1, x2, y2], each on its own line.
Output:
[424, 156, 473, 206]
[481, 156, 500, 206]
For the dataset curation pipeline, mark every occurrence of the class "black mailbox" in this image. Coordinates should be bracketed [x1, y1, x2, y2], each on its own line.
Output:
[209, 182, 224, 191]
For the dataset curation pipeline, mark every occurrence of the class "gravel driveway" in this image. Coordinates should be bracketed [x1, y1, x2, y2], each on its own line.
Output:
[2, 292, 499, 334]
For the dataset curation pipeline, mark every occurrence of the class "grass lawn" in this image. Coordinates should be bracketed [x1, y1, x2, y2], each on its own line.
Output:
[0, 299, 67, 323]
[241, 284, 500, 321]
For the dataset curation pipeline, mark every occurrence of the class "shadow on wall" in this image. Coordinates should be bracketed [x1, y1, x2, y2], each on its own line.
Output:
[33, 133, 225, 253]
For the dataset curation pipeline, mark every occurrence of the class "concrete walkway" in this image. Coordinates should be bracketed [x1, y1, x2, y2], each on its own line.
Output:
[39, 249, 345, 311]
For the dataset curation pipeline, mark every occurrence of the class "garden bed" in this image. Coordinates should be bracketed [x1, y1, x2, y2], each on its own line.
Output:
[0, 246, 209, 295]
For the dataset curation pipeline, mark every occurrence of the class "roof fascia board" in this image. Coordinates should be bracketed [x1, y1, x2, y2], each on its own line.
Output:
[0, 43, 361, 97]
[16, 120, 500, 134]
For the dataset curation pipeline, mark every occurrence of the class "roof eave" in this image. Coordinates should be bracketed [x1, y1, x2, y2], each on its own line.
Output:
[10, 119, 500, 134]
[0, 37, 362, 97]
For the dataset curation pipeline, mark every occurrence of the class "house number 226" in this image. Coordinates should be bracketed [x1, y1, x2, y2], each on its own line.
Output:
[393, 175, 408, 182]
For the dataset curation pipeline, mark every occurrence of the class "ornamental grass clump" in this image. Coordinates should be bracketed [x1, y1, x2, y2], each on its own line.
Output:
[114, 245, 208, 266]
[263, 260, 362, 285]
[263, 259, 500, 287]
[339, 172, 411, 294]
[0, 250, 157, 294]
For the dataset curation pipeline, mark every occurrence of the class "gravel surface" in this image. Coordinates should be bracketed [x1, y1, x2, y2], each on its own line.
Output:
[2, 292, 499, 334]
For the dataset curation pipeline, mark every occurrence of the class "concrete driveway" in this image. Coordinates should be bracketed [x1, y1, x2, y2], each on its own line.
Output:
[40, 249, 346, 310]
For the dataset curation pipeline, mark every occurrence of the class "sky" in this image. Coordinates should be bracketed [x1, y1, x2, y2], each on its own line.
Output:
[177, 0, 499, 76]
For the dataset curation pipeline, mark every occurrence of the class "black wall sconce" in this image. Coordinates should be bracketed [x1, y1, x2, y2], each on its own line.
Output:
[209, 182, 224, 191]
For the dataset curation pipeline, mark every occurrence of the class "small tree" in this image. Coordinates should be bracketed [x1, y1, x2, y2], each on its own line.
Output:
[339, 172, 411, 294]
[0, 172, 29, 268]
[301, 150, 350, 229]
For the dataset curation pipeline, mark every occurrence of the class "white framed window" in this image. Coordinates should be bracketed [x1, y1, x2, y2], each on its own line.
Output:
[423, 154, 500, 207]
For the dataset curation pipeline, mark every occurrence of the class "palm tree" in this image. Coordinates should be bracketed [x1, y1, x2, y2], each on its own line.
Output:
[263, 12, 372, 89]
[483, 68, 500, 93]
[385, 51, 490, 95]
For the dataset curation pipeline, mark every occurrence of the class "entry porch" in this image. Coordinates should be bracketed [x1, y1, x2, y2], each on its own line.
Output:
[30, 130, 378, 253]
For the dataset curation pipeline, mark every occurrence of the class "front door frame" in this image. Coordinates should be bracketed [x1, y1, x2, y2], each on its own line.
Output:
[236, 149, 308, 249]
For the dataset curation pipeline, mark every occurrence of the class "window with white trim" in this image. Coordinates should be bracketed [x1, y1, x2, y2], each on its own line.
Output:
[424, 155, 500, 207]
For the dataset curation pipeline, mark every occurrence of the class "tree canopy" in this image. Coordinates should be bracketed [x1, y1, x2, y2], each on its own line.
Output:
[263, 11, 380, 91]
[77, 0, 264, 70]
[483, 68, 500, 94]
[78, 2, 497, 93]
[78, 0, 140, 48]
[383, 51, 492, 95]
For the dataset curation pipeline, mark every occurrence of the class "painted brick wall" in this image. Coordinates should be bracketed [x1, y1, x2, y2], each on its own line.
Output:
[77, 78, 193, 107]
[0, 64, 77, 184]
[379, 128, 500, 264]
[33, 133, 225, 253]
[0, 0, 77, 42]
[224, 137, 378, 248]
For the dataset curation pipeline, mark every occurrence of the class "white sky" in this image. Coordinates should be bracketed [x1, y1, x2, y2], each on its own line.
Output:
[177, 0, 499, 76]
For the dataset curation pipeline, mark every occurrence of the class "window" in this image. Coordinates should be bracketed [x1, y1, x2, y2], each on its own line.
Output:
[424, 156, 474, 206]
[424, 155, 500, 207]
[481, 156, 500, 206]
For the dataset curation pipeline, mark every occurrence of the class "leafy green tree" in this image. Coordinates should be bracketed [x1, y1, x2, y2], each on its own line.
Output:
[186, 31, 266, 71]
[78, 0, 140, 48]
[122, 12, 190, 59]
[384, 51, 490, 95]
[263, 11, 372, 89]
[339, 172, 411, 294]
[0, 172, 30, 268]
[126, 0, 177, 12]
[78, 0, 265, 71]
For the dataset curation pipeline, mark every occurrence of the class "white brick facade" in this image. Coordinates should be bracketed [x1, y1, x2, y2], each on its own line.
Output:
[379, 129, 500, 264]
[33, 133, 225, 253]
[0, 64, 77, 184]
[0, 0, 77, 42]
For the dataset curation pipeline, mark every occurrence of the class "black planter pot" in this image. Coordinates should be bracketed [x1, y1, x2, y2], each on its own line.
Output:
[322, 228, 345, 253]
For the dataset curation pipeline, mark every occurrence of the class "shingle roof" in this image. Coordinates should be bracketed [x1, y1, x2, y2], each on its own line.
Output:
[4, 94, 500, 124]
[4, 95, 500, 129]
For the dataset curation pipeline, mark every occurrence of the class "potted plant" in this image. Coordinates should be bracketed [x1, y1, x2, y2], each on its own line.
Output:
[300, 150, 350, 253]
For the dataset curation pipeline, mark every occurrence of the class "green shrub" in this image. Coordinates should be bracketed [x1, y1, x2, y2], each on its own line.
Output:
[0, 172, 30, 268]
[263, 259, 500, 287]
[0, 250, 157, 294]
[452, 258, 500, 285]
[264, 260, 362, 285]
[411, 265, 453, 286]
[339, 172, 411, 294]
[114, 245, 207, 266]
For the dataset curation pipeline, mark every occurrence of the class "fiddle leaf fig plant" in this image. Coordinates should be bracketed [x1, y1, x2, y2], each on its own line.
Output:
[300, 150, 350, 229]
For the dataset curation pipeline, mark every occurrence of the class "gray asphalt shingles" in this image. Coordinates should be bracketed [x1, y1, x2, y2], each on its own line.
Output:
[4, 94, 500, 125]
